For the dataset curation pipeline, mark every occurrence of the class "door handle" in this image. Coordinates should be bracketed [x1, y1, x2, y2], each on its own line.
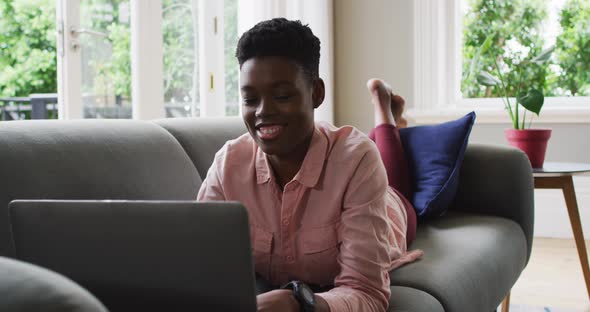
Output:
[70, 27, 108, 38]
[68, 27, 108, 51]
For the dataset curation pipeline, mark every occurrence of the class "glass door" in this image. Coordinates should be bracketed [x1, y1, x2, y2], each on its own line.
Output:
[57, 0, 131, 119]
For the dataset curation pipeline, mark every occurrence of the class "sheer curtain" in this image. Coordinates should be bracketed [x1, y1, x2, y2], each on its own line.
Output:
[237, 0, 334, 123]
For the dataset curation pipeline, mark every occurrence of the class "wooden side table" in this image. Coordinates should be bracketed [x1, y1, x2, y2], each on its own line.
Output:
[533, 162, 590, 299]
[502, 162, 590, 312]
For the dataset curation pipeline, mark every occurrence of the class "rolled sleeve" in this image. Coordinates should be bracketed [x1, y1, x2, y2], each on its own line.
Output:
[317, 147, 399, 312]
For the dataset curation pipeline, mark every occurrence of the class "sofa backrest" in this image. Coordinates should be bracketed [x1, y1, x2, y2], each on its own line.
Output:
[0, 120, 200, 257]
[154, 117, 247, 180]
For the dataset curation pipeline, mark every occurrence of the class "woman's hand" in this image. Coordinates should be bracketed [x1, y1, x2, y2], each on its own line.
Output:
[257, 289, 332, 312]
[256, 289, 299, 312]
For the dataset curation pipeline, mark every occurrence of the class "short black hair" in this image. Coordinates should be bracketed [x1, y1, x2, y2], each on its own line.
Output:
[236, 18, 321, 83]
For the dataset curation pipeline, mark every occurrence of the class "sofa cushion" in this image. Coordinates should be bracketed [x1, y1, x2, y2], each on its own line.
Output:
[389, 211, 527, 312]
[399, 112, 475, 218]
[388, 286, 444, 312]
[154, 117, 247, 180]
[0, 120, 200, 257]
[0, 256, 107, 312]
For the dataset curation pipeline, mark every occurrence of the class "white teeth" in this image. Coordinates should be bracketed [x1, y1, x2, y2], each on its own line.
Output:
[260, 127, 279, 134]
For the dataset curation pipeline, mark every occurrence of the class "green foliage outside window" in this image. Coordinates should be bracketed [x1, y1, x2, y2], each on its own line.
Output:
[106, 22, 132, 100]
[0, 0, 240, 114]
[225, 0, 239, 116]
[0, 0, 56, 97]
[81, 0, 130, 105]
[552, 0, 590, 96]
[462, 0, 590, 99]
[162, 0, 198, 106]
[462, 0, 547, 98]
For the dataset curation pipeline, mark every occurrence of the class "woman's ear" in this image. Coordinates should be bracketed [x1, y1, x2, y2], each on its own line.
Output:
[312, 78, 325, 109]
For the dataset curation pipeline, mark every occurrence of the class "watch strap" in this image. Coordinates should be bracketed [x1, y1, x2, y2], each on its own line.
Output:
[280, 281, 315, 312]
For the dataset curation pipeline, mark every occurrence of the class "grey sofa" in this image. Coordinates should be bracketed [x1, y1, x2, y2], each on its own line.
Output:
[0, 117, 534, 312]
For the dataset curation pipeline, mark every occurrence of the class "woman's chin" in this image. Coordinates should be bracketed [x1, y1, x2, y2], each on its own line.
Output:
[257, 142, 282, 156]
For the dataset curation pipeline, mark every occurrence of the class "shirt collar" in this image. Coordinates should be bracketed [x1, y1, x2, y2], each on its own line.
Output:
[255, 125, 328, 188]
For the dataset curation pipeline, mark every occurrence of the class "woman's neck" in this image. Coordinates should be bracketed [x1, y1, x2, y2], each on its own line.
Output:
[267, 132, 313, 190]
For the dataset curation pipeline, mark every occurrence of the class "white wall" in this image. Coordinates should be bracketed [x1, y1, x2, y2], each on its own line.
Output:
[334, 0, 414, 132]
[333, 0, 590, 238]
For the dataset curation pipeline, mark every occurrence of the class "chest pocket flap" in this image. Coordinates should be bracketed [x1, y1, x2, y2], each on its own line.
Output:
[302, 223, 341, 254]
[251, 226, 273, 253]
[250, 226, 273, 281]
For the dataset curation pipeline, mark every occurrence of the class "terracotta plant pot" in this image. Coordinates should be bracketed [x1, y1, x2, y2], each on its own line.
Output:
[505, 129, 552, 168]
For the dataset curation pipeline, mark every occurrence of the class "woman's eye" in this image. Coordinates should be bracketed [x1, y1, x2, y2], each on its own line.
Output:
[242, 98, 258, 105]
[275, 95, 291, 101]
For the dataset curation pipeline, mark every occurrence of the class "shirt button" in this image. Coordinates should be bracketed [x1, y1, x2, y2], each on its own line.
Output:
[282, 219, 289, 226]
[285, 183, 296, 191]
[286, 255, 294, 261]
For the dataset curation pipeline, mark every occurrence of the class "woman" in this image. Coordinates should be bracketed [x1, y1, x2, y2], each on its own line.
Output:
[198, 18, 421, 312]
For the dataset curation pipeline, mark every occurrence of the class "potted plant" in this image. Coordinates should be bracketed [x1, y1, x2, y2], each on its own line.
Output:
[473, 34, 554, 168]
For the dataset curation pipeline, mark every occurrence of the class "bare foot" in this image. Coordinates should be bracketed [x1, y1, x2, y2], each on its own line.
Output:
[367, 78, 395, 126]
[391, 93, 408, 128]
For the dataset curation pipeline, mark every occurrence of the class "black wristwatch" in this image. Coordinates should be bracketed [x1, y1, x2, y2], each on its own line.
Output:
[281, 280, 316, 312]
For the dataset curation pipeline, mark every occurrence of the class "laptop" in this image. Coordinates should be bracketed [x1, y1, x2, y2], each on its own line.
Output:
[8, 200, 257, 312]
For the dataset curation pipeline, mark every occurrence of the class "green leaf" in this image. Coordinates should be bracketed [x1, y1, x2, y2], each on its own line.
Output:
[477, 71, 501, 86]
[517, 89, 544, 115]
[479, 33, 495, 55]
[467, 32, 496, 79]
[531, 45, 555, 64]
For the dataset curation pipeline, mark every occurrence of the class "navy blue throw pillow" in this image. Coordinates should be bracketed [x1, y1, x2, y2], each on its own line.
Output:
[399, 112, 476, 218]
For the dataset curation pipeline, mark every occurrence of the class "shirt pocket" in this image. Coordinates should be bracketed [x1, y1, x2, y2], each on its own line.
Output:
[250, 226, 273, 282]
[300, 223, 341, 286]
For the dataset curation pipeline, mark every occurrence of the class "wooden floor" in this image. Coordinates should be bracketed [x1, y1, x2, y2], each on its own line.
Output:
[509, 237, 590, 311]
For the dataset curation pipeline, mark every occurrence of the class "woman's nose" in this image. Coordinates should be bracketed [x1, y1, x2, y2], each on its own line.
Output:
[255, 98, 278, 117]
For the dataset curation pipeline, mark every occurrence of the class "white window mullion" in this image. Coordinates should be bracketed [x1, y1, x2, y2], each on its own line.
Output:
[413, 0, 453, 112]
[56, 0, 83, 119]
[450, 0, 463, 107]
[198, 0, 226, 117]
[130, 0, 165, 120]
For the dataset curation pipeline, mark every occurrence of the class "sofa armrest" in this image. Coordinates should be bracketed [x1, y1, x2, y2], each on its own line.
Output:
[452, 143, 534, 262]
[0, 256, 107, 312]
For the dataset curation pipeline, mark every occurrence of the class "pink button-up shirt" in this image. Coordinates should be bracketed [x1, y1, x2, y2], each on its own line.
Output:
[197, 122, 419, 312]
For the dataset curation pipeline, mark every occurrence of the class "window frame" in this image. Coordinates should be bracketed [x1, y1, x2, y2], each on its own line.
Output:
[197, 0, 227, 117]
[411, 0, 590, 124]
[57, 0, 232, 120]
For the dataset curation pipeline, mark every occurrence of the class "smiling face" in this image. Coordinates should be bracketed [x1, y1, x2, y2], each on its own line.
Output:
[240, 56, 324, 159]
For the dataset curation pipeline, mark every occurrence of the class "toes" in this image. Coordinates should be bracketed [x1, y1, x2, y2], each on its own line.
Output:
[366, 78, 381, 92]
[390, 93, 407, 127]
[391, 94, 405, 114]
[397, 117, 408, 128]
[391, 94, 405, 107]
[366, 78, 391, 94]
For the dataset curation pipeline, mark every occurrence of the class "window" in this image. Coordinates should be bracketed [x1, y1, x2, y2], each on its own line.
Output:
[224, 0, 239, 117]
[413, 0, 590, 122]
[80, 0, 132, 118]
[0, 0, 58, 120]
[0, 1, 240, 120]
[161, 0, 238, 118]
[162, 0, 196, 118]
[462, 0, 590, 99]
